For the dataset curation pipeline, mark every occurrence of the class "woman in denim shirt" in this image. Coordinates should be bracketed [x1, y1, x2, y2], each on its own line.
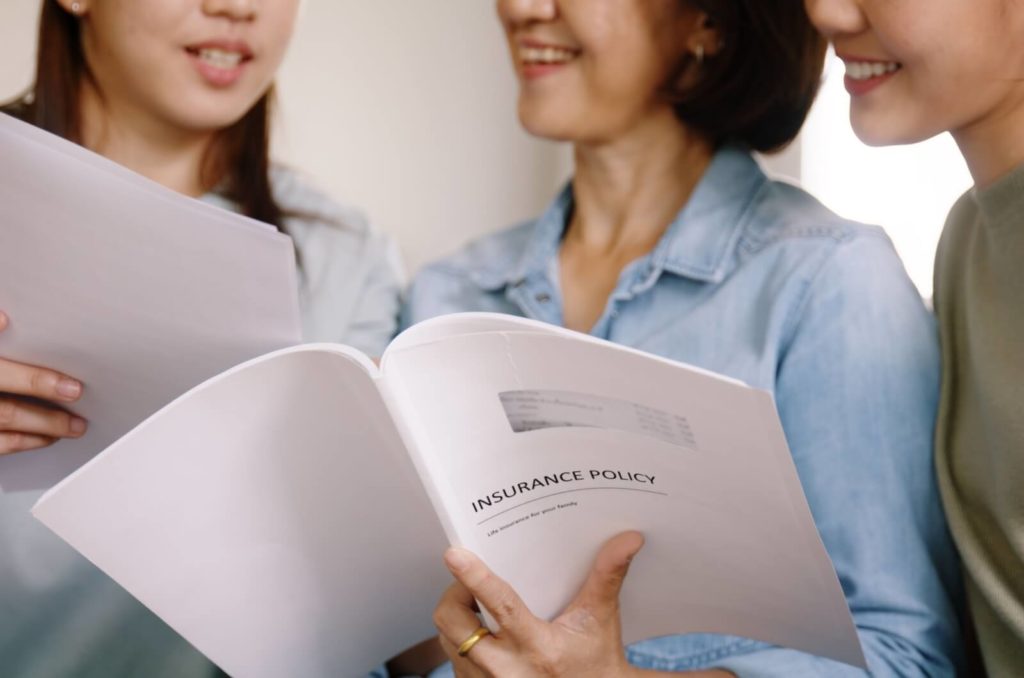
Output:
[402, 0, 961, 676]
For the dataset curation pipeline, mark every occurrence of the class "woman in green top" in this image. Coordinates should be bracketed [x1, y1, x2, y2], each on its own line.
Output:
[805, 1, 1024, 675]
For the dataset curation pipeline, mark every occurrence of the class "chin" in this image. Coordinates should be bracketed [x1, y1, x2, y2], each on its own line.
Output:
[520, 119, 577, 142]
[849, 111, 939, 148]
[170, 99, 261, 133]
[517, 100, 581, 143]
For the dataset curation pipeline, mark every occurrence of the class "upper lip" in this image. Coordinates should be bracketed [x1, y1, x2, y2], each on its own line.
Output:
[834, 52, 898, 64]
[185, 39, 254, 59]
[517, 37, 580, 53]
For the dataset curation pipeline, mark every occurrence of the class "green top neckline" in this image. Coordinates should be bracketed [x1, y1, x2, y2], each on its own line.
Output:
[975, 160, 1024, 230]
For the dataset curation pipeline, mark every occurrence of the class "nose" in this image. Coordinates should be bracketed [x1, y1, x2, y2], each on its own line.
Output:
[497, 0, 558, 27]
[804, 0, 866, 38]
[202, 0, 257, 22]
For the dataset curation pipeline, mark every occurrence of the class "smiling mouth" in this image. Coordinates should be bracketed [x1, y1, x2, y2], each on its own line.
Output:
[185, 47, 252, 70]
[844, 60, 901, 81]
[518, 45, 579, 66]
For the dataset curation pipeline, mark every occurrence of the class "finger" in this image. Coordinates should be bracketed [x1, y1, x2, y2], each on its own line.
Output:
[0, 398, 87, 439]
[0, 432, 58, 456]
[433, 580, 485, 648]
[435, 581, 502, 673]
[567, 531, 645, 621]
[0, 357, 83, 403]
[438, 635, 492, 678]
[444, 548, 538, 638]
[0, 311, 7, 331]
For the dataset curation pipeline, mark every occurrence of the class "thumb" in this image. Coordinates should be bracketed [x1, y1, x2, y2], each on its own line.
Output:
[566, 531, 644, 623]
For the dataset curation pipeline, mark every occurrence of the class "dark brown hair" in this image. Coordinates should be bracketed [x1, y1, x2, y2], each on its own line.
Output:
[3, 0, 286, 233]
[669, 0, 828, 152]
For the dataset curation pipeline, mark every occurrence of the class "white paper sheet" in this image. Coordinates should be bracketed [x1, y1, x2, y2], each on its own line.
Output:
[0, 113, 301, 491]
[34, 345, 450, 677]
[30, 314, 866, 673]
[385, 329, 867, 669]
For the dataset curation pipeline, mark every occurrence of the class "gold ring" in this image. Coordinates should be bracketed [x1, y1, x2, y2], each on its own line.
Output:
[456, 626, 491, 657]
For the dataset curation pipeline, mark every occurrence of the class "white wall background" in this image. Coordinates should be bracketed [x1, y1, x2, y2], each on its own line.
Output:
[1, 4, 966, 292]
[801, 53, 973, 299]
[0, 0, 567, 273]
[0, 1, 37, 96]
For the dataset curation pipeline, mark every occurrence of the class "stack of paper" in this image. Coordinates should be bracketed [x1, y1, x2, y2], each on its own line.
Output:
[0, 113, 301, 491]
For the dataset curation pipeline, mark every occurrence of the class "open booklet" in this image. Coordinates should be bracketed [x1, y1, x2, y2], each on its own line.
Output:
[34, 313, 866, 677]
[0, 112, 300, 491]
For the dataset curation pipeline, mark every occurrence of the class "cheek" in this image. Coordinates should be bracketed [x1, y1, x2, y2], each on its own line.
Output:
[104, 0, 188, 46]
[894, 34, 999, 123]
[242, 4, 299, 91]
[95, 1, 191, 76]
[577, 7, 683, 110]
[847, 62, 966, 145]
[261, 3, 301, 59]
[585, 45, 673, 116]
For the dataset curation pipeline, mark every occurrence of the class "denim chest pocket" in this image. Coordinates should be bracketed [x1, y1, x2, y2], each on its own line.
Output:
[626, 634, 770, 671]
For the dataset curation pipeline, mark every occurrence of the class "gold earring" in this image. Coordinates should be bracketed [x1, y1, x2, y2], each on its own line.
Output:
[70, 2, 82, 13]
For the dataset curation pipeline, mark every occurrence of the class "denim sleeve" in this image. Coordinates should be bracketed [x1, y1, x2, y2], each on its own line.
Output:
[715, 233, 963, 677]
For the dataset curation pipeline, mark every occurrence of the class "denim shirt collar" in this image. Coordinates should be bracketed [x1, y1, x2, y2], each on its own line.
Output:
[468, 145, 767, 294]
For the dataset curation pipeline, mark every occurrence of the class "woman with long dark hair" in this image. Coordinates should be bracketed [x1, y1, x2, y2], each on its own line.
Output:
[0, 1, 401, 674]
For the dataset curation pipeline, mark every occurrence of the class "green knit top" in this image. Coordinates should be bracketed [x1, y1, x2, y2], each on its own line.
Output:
[934, 161, 1024, 677]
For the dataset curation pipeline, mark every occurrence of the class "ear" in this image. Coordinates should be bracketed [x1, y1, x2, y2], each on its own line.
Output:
[685, 11, 723, 61]
[54, 0, 89, 17]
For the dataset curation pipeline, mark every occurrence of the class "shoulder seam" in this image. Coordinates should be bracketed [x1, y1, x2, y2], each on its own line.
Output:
[738, 181, 884, 255]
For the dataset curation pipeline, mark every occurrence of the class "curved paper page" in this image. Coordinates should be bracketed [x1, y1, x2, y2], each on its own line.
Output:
[386, 331, 866, 669]
[33, 345, 449, 678]
[384, 312, 562, 357]
[0, 113, 300, 491]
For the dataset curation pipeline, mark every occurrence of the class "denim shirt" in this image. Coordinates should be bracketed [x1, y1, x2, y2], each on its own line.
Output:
[401, 148, 963, 676]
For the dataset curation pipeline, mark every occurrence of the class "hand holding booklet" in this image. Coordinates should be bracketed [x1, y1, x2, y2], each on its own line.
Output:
[34, 313, 866, 677]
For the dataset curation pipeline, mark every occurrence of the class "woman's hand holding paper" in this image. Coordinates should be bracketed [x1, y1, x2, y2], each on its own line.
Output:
[435, 531, 634, 677]
[0, 311, 87, 454]
[434, 531, 735, 677]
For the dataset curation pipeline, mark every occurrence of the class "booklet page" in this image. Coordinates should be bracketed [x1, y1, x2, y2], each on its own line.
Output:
[0, 113, 300, 491]
[33, 345, 450, 677]
[384, 330, 865, 668]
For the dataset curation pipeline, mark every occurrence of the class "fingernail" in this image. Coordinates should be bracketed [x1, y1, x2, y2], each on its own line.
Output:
[69, 417, 87, 436]
[56, 378, 82, 400]
[0, 312, 7, 329]
[445, 548, 473, 573]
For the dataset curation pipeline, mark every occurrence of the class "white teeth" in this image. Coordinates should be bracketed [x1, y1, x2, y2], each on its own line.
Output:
[519, 45, 577, 65]
[845, 60, 900, 80]
[197, 48, 243, 69]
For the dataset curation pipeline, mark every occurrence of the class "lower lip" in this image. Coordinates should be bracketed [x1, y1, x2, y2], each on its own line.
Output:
[187, 51, 248, 87]
[521, 61, 573, 80]
[844, 69, 899, 96]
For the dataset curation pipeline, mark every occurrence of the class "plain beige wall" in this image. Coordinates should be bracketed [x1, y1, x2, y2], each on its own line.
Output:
[0, 0, 567, 273]
[0, 1, 37, 97]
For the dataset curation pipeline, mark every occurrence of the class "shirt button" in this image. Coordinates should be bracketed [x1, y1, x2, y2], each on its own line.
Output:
[535, 292, 551, 303]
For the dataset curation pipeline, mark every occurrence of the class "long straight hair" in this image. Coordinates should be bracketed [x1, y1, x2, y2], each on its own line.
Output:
[6, 0, 287, 233]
